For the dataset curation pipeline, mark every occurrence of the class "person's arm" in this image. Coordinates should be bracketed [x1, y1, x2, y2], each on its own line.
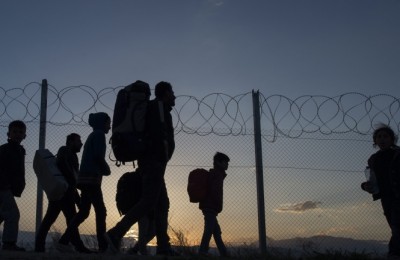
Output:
[11, 145, 26, 197]
[56, 146, 75, 185]
[362, 153, 380, 196]
[92, 131, 110, 176]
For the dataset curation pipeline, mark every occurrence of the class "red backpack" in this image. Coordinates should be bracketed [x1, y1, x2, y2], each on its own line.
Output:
[187, 168, 210, 203]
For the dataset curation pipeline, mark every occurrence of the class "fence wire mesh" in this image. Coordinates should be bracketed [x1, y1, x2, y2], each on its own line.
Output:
[0, 82, 399, 252]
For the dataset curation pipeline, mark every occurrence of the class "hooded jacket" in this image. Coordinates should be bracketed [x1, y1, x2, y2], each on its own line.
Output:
[77, 112, 111, 187]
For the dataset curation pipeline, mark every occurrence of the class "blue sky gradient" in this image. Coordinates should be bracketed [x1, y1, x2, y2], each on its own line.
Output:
[1, 0, 399, 97]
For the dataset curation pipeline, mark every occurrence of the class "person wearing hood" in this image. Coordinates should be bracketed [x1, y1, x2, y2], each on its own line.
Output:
[57, 112, 111, 253]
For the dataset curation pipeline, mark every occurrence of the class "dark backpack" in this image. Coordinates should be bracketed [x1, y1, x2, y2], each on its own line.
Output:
[187, 168, 209, 203]
[110, 80, 151, 166]
[116, 170, 142, 215]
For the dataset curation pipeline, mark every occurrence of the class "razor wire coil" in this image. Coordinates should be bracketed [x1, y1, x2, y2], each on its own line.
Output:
[0, 83, 399, 141]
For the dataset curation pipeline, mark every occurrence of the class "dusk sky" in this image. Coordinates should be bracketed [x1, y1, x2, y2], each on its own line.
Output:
[1, 0, 399, 97]
[1, 0, 400, 249]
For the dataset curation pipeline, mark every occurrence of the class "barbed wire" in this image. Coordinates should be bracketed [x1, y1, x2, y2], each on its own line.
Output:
[259, 92, 400, 141]
[0, 83, 399, 141]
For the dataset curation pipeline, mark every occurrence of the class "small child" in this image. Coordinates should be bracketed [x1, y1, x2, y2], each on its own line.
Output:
[0, 120, 27, 251]
[361, 124, 400, 258]
[198, 152, 230, 257]
[57, 112, 111, 253]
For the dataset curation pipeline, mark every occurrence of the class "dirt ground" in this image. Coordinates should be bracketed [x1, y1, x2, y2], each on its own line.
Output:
[0, 251, 195, 260]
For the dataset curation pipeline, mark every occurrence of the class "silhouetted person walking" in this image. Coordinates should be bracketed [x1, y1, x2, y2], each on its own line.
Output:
[361, 124, 400, 259]
[35, 133, 92, 253]
[57, 112, 111, 253]
[198, 152, 230, 257]
[105, 81, 178, 256]
[0, 120, 27, 251]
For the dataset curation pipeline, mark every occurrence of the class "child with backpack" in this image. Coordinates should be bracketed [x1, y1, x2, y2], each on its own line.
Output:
[56, 112, 111, 253]
[198, 152, 230, 257]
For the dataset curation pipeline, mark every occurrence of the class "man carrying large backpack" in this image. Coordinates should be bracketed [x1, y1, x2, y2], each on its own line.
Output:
[105, 81, 178, 256]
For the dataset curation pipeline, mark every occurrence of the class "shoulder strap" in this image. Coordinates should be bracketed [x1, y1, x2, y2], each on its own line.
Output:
[158, 100, 165, 123]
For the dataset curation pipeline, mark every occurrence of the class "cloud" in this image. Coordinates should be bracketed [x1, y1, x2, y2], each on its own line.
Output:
[275, 201, 322, 213]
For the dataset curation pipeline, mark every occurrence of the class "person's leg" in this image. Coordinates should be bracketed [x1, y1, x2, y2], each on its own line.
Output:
[108, 160, 165, 241]
[59, 188, 92, 245]
[0, 190, 21, 246]
[90, 186, 108, 251]
[142, 212, 156, 254]
[137, 216, 150, 254]
[35, 200, 62, 252]
[211, 217, 228, 256]
[155, 176, 171, 254]
[61, 190, 90, 252]
[388, 199, 400, 256]
[127, 212, 156, 255]
[199, 209, 217, 254]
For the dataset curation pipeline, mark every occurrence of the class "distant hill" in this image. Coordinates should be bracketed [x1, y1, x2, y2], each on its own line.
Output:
[268, 235, 387, 256]
[12, 231, 387, 257]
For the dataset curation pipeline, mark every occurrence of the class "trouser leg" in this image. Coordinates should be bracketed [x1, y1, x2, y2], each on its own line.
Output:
[386, 199, 400, 256]
[199, 209, 217, 254]
[155, 178, 170, 252]
[136, 214, 156, 254]
[35, 200, 61, 251]
[0, 190, 20, 243]
[61, 192, 86, 250]
[59, 188, 91, 245]
[110, 161, 166, 241]
[91, 186, 107, 250]
[212, 218, 228, 256]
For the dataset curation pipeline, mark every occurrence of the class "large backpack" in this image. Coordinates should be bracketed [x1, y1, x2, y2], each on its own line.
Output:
[115, 170, 142, 215]
[187, 168, 210, 203]
[33, 149, 69, 201]
[110, 80, 151, 166]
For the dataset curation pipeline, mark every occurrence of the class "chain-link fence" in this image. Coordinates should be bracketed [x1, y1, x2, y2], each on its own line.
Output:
[0, 81, 399, 253]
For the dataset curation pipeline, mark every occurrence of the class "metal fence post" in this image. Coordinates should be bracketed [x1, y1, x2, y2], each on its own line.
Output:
[252, 90, 267, 254]
[35, 79, 48, 233]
